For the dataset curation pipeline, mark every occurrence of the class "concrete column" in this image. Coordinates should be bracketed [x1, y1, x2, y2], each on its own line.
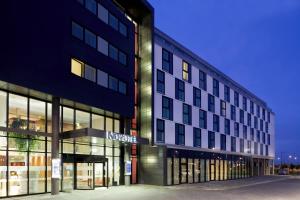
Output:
[51, 97, 60, 195]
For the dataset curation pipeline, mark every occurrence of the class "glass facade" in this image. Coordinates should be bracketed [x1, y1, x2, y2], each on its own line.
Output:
[166, 149, 253, 185]
[0, 89, 129, 197]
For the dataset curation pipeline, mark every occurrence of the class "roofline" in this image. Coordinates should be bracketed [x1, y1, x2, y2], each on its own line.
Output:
[154, 27, 273, 113]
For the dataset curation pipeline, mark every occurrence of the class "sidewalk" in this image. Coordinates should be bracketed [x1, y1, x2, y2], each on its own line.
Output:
[6, 176, 293, 200]
[170, 175, 291, 191]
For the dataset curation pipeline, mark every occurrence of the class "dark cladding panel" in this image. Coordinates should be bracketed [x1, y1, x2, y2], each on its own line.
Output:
[0, 0, 135, 117]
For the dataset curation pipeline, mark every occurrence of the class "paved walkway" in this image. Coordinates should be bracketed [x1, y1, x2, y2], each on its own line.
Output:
[6, 176, 298, 200]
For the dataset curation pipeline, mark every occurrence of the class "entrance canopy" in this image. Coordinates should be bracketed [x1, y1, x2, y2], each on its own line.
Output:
[60, 128, 149, 145]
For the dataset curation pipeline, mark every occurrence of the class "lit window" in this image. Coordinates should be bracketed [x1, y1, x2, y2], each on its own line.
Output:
[182, 61, 191, 82]
[71, 58, 84, 77]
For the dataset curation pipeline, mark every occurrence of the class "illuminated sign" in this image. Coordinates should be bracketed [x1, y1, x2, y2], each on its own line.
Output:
[125, 161, 132, 176]
[106, 131, 137, 144]
[52, 158, 61, 179]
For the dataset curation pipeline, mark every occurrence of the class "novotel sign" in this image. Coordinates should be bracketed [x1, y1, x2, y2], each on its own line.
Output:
[106, 131, 137, 144]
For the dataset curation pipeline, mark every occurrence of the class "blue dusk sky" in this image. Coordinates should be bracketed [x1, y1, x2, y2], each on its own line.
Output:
[149, 0, 300, 162]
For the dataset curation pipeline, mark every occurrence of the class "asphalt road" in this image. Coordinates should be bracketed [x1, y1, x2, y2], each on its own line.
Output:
[9, 176, 300, 200]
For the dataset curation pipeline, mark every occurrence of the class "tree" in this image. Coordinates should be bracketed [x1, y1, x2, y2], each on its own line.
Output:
[9, 118, 38, 151]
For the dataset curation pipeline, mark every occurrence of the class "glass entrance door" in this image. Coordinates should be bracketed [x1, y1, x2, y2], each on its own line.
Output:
[76, 163, 94, 190]
[94, 162, 105, 187]
[63, 163, 74, 191]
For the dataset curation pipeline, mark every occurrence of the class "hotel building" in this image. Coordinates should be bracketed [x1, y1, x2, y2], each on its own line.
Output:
[0, 0, 274, 197]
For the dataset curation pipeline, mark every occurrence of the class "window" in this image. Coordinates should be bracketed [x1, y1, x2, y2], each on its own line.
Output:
[97, 3, 108, 23]
[97, 69, 108, 87]
[97, 36, 108, 56]
[162, 96, 173, 120]
[193, 128, 201, 147]
[257, 105, 260, 117]
[267, 134, 271, 145]
[260, 119, 264, 131]
[71, 58, 84, 77]
[208, 94, 215, 112]
[266, 145, 269, 156]
[250, 101, 254, 114]
[254, 117, 258, 129]
[230, 105, 236, 121]
[243, 97, 247, 111]
[262, 108, 266, 120]
[231, 137, 236, 152]
[247, 141, 251, 154]
[156, 119, 165, 143]
[220, 134, 226, 151]
[84, 64, 96, 82]
[118, 51, 127, 65]
[220, 100, 226, 117]
[109, 44, 118, 61]
[243, 125, 247, 139]
[85, 29, 96, 48]
[213, 79, 219, 97]
[265, 122, 269, 133]
[240, 139, 244, 153]
[260, 144, 264, 155]
[213, 114, 219, 132]
[199, 110, 207, 129]
[119, 22, 127, 37]
[175, 79, 185, 101]
[175, 123, 185, 145]
[182, 61, 191, 83]
[157, 70, 165, 94]
[268, 112, 271, 122]
[72, 22, 83, 40]
[225, 119, 230, 135]
[208, 131, 215, 149]
[118, 81, 127, 95]
[183, 104, 192, 125]
[193, 87, 201, 107]
[108, 13, 118, 31]
[239, 109, 244, 124]
[224, 85, 230, 102]
[29, 99, 46, 132]
[234, 91, 239, 107]
[254, 142, 258, 154]
[199, 70, 207, 90]
[247, 113, 251, 126]
[262, 132, 266, 144]
[162, 48, 173, 74]
[251, 128, 254, 141]
[256, 131, 260, 142]
[76, 110, 90, 129]
[234, 122, 239, 137]
[108, 76, 118, 91]
[85, 0, 97, 14]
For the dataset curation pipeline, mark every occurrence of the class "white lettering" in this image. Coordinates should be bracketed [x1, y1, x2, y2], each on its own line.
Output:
[105, 131, 137, 144]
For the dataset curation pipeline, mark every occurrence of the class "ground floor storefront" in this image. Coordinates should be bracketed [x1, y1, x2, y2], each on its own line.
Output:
[166, 148, 273, 185]
[0, 88, 147, 198]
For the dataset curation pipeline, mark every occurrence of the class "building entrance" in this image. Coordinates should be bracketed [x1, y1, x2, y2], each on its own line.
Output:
[62, 154, 108, 191]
